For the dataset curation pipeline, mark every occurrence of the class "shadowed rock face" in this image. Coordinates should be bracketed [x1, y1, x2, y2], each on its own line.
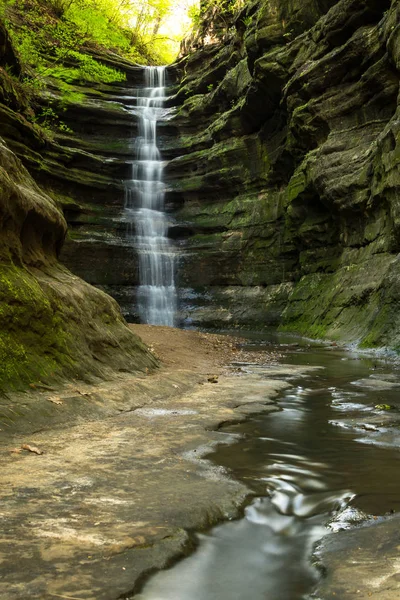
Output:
[0, 34, 157, 391]
[162, 0, 400, 348]
[0, 135, 157, 390]
[0, 21, 20, 77]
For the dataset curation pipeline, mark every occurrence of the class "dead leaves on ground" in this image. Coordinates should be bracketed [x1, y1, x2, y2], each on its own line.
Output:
[74, 389, 92, 398]
[47, 389, 92, 405]
[10, 443, 44, 455]
[48, 395, 63, 405]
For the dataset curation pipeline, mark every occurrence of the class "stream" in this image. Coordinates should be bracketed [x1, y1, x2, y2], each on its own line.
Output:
[133, 335, 400, 600]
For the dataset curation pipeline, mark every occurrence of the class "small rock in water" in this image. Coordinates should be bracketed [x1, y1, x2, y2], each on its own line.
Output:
[208, 375, 219, 384]
[362, 423, 379, 431]
[353, 379, 400, 390]
[328, 506, 370, 533]
[370, 374, 399, 382]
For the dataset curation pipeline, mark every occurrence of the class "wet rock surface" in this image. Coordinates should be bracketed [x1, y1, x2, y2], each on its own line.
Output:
[0, 326, 308, 600]
[314, 515, 400, 599]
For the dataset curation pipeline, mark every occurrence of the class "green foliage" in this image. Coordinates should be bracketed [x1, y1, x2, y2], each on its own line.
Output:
[1, 0, 132, 133]
[40, 52, 126, 84]
[188, 2, 201, 27]
[62, 2, 130, 51]
[2, 0, 187, 70]
[0, 0, 13, 18]
[48, 0, 76, 17]
[1, 0, 200, 136]
[4, 2, 127, 82]
[241, 14, 253, 27]
[189, 0, 242, 35]
[29, 104, 72, 135]
[69, 51, 126, 82]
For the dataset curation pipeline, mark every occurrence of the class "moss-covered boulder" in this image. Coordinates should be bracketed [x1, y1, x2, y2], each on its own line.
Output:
[0, 136, 156, 391]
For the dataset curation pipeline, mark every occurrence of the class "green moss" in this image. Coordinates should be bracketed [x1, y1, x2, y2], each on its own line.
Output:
[280, 319, 328, 339]
[280, 253, 396, 346]
[286, 170, 307, 203]
[279, 272, 344, 340]
[358, 306, 390, 349]
[0, 333, 29, 384]
[0, 262, 75, 390]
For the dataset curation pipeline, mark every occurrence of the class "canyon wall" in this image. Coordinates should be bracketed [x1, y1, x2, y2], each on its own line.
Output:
[165, 0, 400, 349]
[0, 22, 156, 393]
[2, 0, 400, 354]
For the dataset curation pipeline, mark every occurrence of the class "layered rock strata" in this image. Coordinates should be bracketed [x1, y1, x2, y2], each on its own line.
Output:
[0, 22, 156, 393]
[164, 0, 400, 348]
[3, 1, 400, 351]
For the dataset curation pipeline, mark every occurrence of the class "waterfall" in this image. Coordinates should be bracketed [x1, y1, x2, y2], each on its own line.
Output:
[125, 66, 176, 327]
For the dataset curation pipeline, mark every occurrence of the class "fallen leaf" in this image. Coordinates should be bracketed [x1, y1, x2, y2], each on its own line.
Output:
[74, 390, 91, 397]
[21, 444, 44, 455]
[48, 396, 63, 405]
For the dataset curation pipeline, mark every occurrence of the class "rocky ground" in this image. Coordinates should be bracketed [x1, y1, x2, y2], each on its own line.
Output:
[314, 515, 400, 599]
[0, 325, 305, 600]
[1, 325, 399, 600]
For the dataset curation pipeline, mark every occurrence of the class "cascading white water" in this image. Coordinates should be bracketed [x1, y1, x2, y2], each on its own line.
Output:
[125, 66, 176, 326]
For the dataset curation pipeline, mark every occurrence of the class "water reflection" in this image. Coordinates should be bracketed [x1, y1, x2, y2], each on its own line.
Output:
[136, 498, 326, 600]
[133, 343, 400, 600]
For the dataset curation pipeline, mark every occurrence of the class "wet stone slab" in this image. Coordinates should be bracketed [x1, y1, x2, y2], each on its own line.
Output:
[314, 515, 400, 600]
[0, 365, 313, 600]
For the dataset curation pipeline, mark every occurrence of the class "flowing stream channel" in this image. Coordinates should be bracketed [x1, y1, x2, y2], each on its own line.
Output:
[133, 336, 400, 600]
[124, 66, 176, 326]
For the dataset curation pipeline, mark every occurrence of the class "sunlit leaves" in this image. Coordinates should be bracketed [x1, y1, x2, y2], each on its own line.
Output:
[2, 0, 201, 66]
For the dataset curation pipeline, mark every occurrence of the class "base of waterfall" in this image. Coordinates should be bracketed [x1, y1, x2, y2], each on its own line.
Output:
[1, 327, 399, 600]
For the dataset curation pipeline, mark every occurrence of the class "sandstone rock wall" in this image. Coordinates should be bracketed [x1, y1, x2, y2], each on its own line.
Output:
[0, 26, 157, 392]
[165, 0, 400, 349]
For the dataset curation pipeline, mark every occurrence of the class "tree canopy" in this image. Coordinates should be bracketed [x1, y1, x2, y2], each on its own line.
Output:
[0, 0, 198, 136]
[1, 0, 198, 68]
